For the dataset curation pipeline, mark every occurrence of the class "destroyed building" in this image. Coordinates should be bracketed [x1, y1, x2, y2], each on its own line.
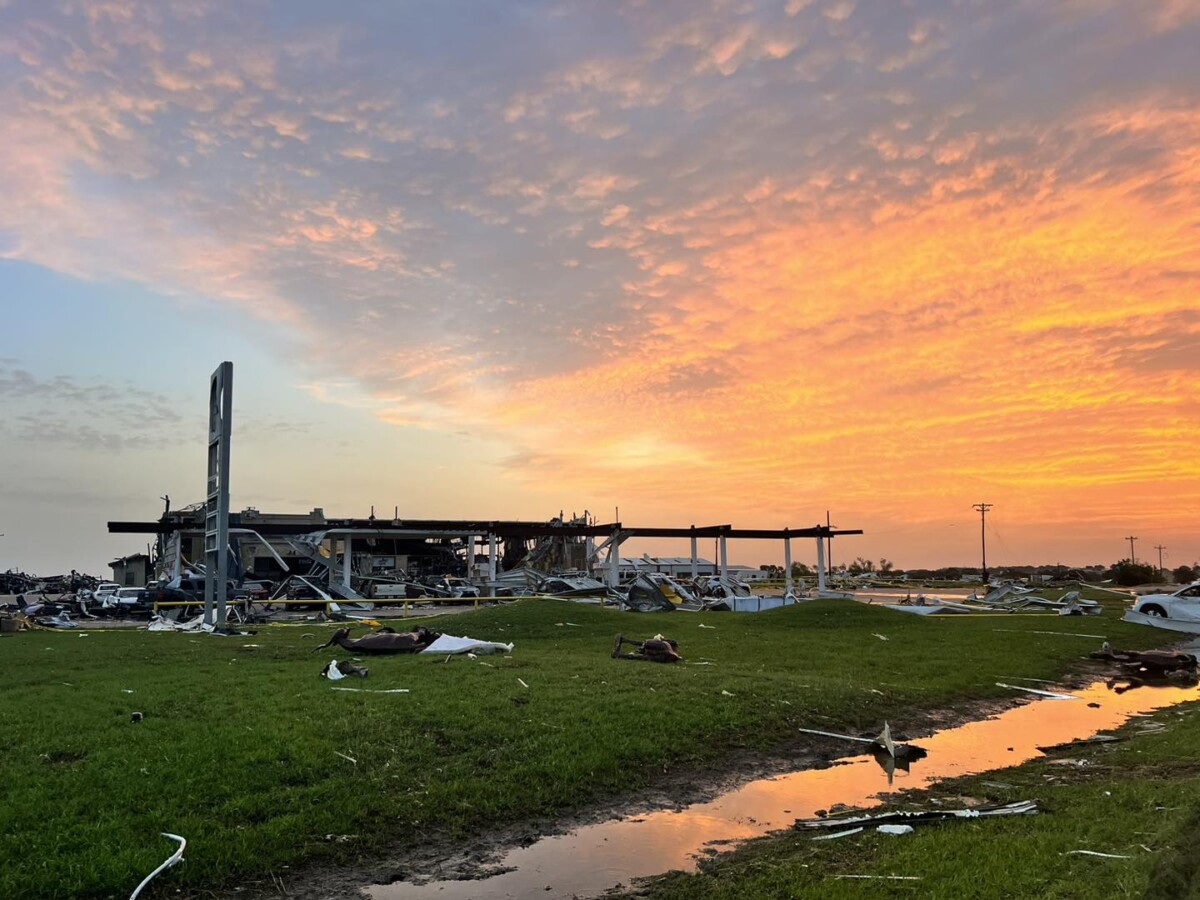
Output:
[107, 502, 861, 606]
[109, 553, 152, 587]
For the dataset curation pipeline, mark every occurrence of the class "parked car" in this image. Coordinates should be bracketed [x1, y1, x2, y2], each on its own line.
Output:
[1131, 582, 1200, 621]
[93, 583, 121, 602]
[420, 575, 481, 599]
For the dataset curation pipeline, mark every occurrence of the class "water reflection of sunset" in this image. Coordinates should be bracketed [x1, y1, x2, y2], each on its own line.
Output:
[372, 681, 1198, 900]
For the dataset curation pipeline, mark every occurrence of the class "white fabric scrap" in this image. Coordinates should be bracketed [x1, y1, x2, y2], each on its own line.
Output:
[420, 634, 514, 656]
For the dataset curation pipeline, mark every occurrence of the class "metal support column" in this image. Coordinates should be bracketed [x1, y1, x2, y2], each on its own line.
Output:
[203, 362, 233, 627]
[342, 534, 352, 589]
[466, 535, 476, 579]
[488, 533, 497, 581]
[719, 535, 728, 578]
[815, 534, 827, 594]
[690, 527, 698, 580]
[784, 530, 793, 594]
[609, 529, 621, 587]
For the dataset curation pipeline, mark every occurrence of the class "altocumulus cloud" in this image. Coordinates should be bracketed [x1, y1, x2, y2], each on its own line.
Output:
[1, 0, 1198, 531]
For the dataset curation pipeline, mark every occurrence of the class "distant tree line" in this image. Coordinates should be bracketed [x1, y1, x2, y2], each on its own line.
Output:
[757, 559, 1199, 586]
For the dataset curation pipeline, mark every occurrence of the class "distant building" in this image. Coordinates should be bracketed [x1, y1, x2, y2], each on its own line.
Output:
[109, 553, 151, 587]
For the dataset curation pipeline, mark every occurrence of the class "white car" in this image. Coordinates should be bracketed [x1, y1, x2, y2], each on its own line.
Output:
[93, 583, 121, 601]
[113, 587, 145, 605]
[1131, 582, 1200, 621]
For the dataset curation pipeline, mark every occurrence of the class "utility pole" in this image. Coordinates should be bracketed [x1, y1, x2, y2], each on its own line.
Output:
[1154, 544, 1166, 580]
[1126, 535, 1138, 564]
[972, 503, 993, 584]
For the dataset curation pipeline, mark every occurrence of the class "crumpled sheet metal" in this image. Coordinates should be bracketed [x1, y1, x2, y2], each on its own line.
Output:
[796, 799, 1038, 833]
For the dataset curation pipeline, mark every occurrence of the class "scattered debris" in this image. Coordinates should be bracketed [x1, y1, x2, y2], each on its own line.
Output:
[130, 712, 144, 724]
[129, 832, 186, 900]
[810, 827, 864, 841]
[881, 599, 974, 615]
[1038, 735, 1123, 753]
[1089, 643, 1198, 676]
[1123, 609, 1200, 634]
[877, 824, 914, 835]
[420, 634, 514, 656]
[331, 687, 410, 694]
[796, 725, 926, 761]
[334, 751, 357, 765]
[320, 660, 369, 680]
[147, 615, 213, 634]
[992, 629, 1107, 639]
[796, 800, 1039, 832]
[1063, 850, 1132, 859]
[995, 683, 1078, 700]
[611, 633, 682, 663]
[876, 722, 896, 758]
[313, 626, 440, 655]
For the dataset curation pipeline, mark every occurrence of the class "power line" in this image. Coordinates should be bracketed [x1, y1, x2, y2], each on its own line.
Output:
[972, 503, 993, 583]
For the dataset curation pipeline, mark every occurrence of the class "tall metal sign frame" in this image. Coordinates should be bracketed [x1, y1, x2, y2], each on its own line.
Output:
[204, 362, 233, 626]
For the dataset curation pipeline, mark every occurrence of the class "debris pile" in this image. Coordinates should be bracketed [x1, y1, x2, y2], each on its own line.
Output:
[1089, 641, 1200, 692]
[611, 633, 682, 663]
[796, 799, 1039, 839]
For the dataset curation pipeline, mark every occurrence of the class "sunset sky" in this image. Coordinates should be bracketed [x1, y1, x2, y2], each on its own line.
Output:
[2, 0, 1198, 577]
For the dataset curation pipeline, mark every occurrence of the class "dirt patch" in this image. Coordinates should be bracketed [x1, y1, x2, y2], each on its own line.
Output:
[215, 686, 1048, 900]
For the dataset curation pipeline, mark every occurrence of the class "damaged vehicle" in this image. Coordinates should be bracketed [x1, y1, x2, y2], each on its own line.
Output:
[1130, 582, 1200, 621]
[420, 575, 481, 599]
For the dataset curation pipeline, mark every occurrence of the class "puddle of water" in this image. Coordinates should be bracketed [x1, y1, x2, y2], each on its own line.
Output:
[369, 680, 1198, 900]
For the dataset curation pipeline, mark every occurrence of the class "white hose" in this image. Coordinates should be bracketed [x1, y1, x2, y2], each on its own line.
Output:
[129, 832, 187, 900]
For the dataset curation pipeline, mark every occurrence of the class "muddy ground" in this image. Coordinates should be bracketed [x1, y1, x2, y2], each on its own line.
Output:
[214, 678, 1078, 900]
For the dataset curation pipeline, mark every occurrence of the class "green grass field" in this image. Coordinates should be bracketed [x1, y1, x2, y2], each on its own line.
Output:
[0, 596, 1174, 898]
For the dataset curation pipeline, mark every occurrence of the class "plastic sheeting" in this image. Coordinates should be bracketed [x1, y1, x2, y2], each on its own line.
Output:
[420, 634, 514, 655]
